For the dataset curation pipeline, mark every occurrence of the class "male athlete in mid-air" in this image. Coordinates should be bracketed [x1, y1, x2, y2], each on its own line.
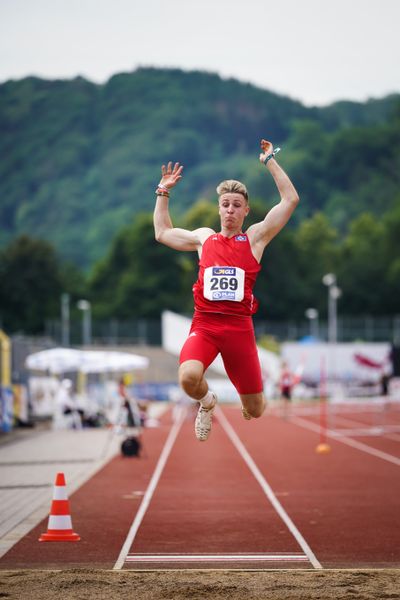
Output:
[153, 139, 299, 441]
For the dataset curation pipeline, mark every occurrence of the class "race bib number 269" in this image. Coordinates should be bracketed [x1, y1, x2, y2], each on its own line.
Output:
[203, 266, 245, 302]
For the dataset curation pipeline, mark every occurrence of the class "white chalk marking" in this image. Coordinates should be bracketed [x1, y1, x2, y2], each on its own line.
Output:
[216, 407, 322, 570]
[126, 552, 309, 563]
[113, 408, 185, 570]
[291, 415, 400, 467]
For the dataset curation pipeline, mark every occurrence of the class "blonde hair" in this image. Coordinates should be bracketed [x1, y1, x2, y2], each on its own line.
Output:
[216, 180, 249, 202]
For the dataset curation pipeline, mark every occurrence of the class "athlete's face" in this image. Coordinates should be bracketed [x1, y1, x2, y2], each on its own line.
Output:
[218, 193, 249, 231]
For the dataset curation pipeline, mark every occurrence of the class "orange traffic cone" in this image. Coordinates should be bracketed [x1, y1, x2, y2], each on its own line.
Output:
[39, 472, 80, 542]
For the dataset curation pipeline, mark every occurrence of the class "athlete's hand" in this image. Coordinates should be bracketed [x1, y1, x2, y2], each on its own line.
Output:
[259, 139, 274, 164]
[159, 162, 183, 190]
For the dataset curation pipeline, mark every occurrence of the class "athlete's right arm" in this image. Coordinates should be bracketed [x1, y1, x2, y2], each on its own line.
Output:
[154, 200, 203, 251]
[153, 162, 213, 251]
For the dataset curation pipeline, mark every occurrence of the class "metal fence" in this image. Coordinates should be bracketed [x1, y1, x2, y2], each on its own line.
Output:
[6, 315, 400, 387]
[43, 314, 400, 347]
[254, 315, 400, 344]
[45, 318, 163, 347]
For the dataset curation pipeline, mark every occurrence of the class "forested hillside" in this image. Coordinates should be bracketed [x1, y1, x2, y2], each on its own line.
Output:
[1, 68, 400, 334]
[1, 67, 399, 268]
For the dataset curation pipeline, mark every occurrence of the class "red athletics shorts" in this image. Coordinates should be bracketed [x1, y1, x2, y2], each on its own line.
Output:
[179, 311, 263, 395]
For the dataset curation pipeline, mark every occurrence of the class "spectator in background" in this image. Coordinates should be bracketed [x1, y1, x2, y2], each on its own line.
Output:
[280, 362, 295, 402]
[380, 370, 390, 397]
[54, 378, 83, 429]
[117, 377, 145, 427]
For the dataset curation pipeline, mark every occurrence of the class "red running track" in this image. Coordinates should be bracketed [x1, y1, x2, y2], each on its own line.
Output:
[1, 403, 400, 570]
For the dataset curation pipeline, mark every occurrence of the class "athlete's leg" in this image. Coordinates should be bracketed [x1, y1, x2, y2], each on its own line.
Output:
[240, 392, 266, 419]
[179, 323, 219, 400]
[178, 359, 208, 400]
[179, 360, 218, 441]
[219, 318, 266, 419]
[179, 324, 219, 441]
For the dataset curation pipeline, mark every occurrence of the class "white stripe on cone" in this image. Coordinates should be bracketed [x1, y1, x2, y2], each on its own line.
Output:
[53, 486, 69, 500]
[48, 515, 73, 530]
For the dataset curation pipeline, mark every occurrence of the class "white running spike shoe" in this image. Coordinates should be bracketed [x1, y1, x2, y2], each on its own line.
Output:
[195, 393, 217, 441]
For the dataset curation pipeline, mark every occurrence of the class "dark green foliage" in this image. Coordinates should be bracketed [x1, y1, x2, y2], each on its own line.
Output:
[6, 67, 398, 268]
[1, 68, 400, 333]
[89, 213, 190, 318]
[0, 68, 315, 269]
[337, 213, 386, 315]
[0, 235, 63, 332]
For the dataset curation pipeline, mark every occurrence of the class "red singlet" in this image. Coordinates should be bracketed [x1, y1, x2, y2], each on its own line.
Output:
[180, 232, 264, 395]
[193, 232, 261, 316]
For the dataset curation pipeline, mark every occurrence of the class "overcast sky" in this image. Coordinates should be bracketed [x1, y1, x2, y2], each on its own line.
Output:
[1, 0, 399, 106]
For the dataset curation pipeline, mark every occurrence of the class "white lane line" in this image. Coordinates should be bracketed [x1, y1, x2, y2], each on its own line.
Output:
[126, 553, 309, 563]
[216, 407, 322, 570]
[329, 414, 400, 442]
[291, 415, 400, 467]
[332, 428, 393, 437]
[113, 408, 185, 570]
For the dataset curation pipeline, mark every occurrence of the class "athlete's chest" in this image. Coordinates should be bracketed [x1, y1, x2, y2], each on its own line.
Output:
[201, 233, 252, 266]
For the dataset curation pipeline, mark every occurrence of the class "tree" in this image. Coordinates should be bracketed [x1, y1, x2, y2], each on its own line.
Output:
[89, 213, 190, 318]
[280, 213, 339, 318]
[0, 235, 65, 333]
[255, 228, 301, 320]
[3, 69, 397, 269]
[338, 213, 386, 315]
[381, 204, 400, 313]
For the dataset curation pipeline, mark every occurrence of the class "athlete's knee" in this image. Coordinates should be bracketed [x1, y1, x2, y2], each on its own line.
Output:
[178, 362, 204, 395]
[242, 395, 266, 418]
[249, 403, 266, 418]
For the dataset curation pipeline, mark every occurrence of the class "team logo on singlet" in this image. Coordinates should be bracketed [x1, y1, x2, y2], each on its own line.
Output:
[235, 235, 246, 241]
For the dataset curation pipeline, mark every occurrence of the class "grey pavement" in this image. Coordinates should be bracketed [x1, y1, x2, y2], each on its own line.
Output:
[0, 403, 167, 559]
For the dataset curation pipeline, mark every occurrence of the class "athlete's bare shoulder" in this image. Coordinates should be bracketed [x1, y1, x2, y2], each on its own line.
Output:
[194, 227, 216, 245]
[193, 227, 215, 258]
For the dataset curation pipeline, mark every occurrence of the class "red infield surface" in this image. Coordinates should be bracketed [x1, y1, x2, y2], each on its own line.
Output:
[1, 401, 400, 571]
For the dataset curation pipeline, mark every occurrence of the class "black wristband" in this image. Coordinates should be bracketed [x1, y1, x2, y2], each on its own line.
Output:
[155, 188, 170, 197]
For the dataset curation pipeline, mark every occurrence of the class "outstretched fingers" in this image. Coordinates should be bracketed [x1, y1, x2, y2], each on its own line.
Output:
[172, 162, 183, 178]
[160, 161, 184, 187]
[161, 161, 173, 177]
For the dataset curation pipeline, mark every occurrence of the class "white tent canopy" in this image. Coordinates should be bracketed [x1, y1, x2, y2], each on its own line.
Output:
[79, 350, 149, 373]
[25, 348, 149, 375]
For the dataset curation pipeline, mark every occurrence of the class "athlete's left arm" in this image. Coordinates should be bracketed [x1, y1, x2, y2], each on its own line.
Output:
[247, 141, 299, 259]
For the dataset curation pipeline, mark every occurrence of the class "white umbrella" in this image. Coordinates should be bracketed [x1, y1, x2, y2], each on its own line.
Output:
[25, 348, 82, 374]
[25, 348, 149, 374]
[79, 350, 149, 373]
